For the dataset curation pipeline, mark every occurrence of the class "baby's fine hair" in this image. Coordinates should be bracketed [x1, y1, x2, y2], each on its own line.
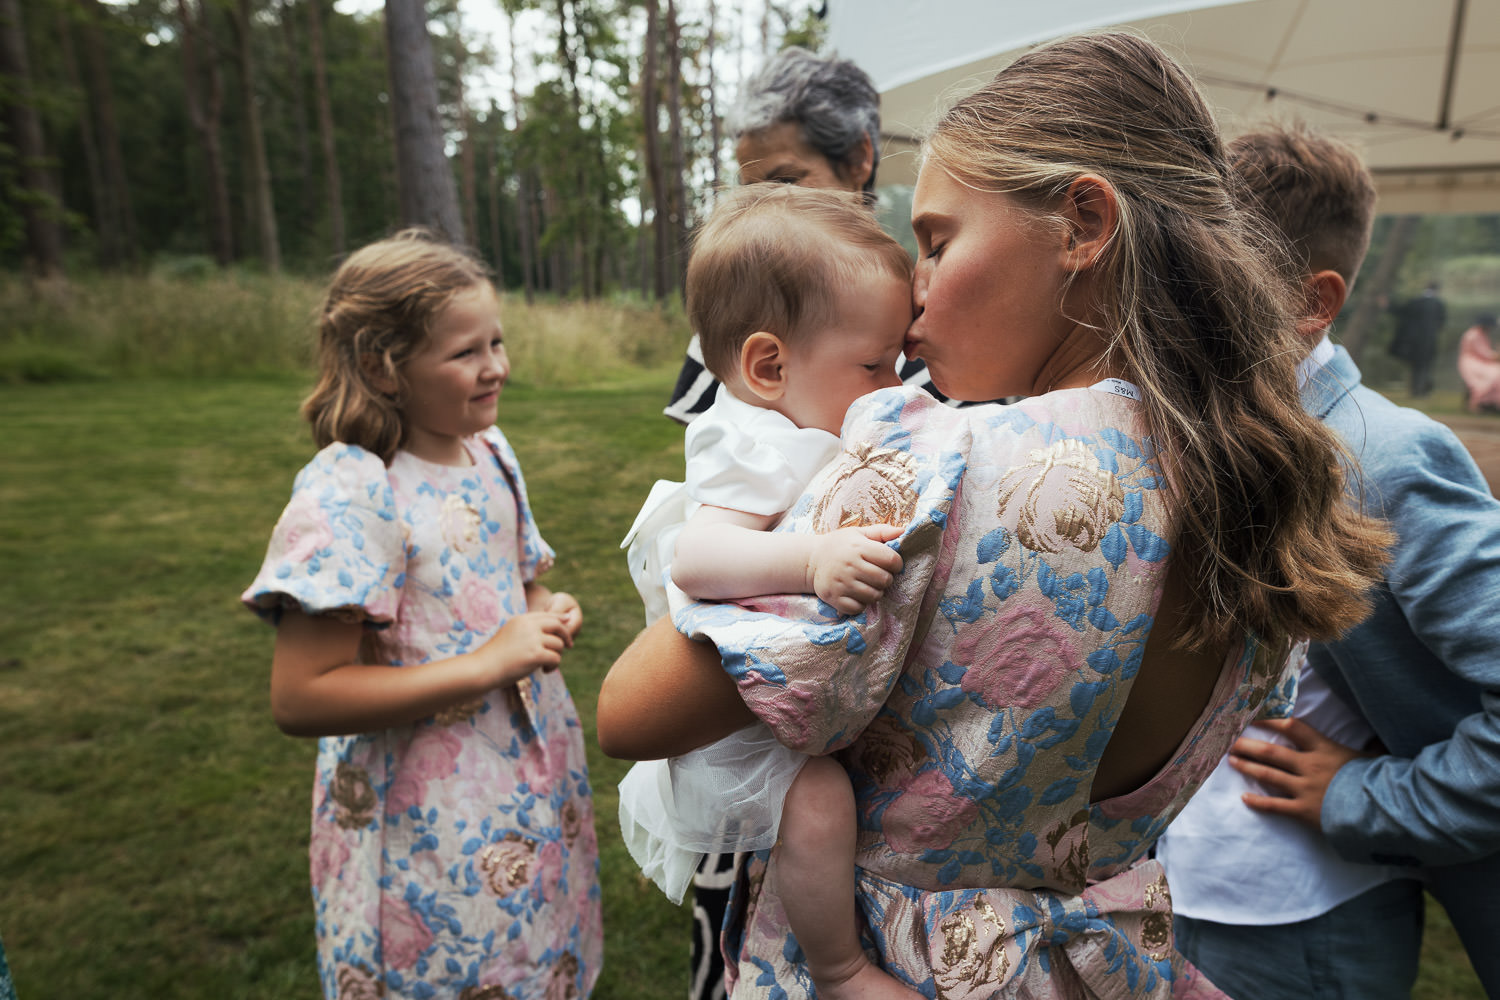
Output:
[686, 184, 914, 381]
[302, 229, 492, 463]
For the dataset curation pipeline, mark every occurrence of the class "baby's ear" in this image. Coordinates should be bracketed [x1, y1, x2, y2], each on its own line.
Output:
[360, 352, 398, 396]
[739, 332, 788, 401]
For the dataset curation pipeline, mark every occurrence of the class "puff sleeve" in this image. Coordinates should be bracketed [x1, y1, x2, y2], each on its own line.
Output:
[479, 426, 555, 583]
[242, 443, 406, 626]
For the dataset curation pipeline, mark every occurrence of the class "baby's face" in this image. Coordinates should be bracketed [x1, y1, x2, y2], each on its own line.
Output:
[777, 272, 912, 436]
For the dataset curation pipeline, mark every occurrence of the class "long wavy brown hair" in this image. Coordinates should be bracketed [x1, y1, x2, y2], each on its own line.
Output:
[924, 31, 1390, 648]
[301, 229, 492, 463]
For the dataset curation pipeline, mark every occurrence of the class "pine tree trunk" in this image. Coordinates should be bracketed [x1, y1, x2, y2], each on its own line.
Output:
[305, 0, 345, 255]
[642, 0, 668, 302]
[384, 0, 464, 242]
[458, 71, 479, 254]
[279, 0, 316, 239]
[178, 0, 234, 266]
[664, 0, 688, 298]
[80, 0, 137, 266]
[505, 8, 535, 303]
[0, 0, 67, 279]
[234, 0, 281, 271]
[57, 9, 111, 264]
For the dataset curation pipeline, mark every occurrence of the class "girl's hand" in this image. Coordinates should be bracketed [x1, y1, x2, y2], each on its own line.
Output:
[806, 523, 905, 615]
[545, 591, 583, 639]
[476, 611, 572, 685]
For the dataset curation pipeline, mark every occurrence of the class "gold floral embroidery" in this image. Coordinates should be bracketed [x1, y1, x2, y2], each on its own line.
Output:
[336, 962, 384, 999]
[996, 439, 1124, 554]
[441, 494, 484, 554]
[812, 442, 919, 534]
[560, 800, 583, 848]
[435, 696, 484, 726]
[480, 832, 538, 894]
[459, 986, 516, 1000]
[330, 762, 377, 830]
[1140, 872, 1173, 961]
[1042, 809, 1091, 891]
[934, 896, 1009, 997]
[856, 716, 924, 783]
[545, 953, 581, 1000]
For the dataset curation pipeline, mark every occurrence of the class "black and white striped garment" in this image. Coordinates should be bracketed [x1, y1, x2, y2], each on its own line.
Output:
[663, 334, 1003, 425]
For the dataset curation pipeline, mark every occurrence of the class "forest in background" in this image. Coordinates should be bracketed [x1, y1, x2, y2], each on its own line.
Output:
[1, 0, 1496, 374]
[0, 0, 823, 299]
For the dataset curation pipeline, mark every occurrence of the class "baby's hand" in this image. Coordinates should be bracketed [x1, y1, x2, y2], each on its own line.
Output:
[806, 524, 904, 615]
[545, 591, 583, 640]
[477, 611, 572, 686]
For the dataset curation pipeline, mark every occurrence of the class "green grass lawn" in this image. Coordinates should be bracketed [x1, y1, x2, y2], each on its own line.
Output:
[0, 375, 1485, 998]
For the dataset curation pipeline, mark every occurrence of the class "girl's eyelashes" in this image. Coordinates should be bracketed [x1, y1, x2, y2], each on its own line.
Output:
[925, 242, 946, 261]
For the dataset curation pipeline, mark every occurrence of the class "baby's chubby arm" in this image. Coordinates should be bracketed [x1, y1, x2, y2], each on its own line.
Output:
[671, 505, 903, 615]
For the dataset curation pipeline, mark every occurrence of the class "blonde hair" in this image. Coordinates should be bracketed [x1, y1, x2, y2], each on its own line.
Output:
[302, 229, 492, 463]
[1227, 122, 1377, 284]
[687, 184, 914, 380]
[925, 31, 1390, 648]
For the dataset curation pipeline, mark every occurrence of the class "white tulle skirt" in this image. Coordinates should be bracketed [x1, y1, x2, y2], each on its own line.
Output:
[617, 722, 808, 904]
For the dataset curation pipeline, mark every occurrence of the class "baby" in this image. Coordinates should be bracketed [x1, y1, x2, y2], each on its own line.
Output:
[619, 183, 920, 1000]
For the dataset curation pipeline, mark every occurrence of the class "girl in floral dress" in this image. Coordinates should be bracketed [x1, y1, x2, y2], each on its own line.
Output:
[244, 230, 601, 1000]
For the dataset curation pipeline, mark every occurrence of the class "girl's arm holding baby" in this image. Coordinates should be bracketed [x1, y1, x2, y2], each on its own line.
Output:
[671, 506, 903, 615]
[271, 583, 581, 738]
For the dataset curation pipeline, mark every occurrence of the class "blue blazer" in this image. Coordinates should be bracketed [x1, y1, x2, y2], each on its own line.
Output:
[1302, 346, 1500, 989]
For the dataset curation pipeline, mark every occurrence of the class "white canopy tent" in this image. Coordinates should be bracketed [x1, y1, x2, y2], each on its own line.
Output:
[827, 0, 1500, 214]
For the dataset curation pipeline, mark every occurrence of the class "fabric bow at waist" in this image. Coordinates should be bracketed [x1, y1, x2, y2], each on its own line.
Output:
[861, 860, 1225, 999]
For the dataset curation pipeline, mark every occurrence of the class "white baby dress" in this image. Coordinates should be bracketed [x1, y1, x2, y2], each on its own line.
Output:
[618, 391, 842, 902]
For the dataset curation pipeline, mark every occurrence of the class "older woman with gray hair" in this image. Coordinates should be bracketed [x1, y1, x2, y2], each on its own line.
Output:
[663, 47, 941, 426]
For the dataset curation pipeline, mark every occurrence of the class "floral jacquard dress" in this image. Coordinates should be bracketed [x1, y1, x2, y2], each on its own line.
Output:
[675, 386, 1294, 999]
[244, 427, 602, 1000]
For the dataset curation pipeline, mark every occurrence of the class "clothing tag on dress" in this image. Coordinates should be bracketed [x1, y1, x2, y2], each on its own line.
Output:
[1090, 378, 1142, 401]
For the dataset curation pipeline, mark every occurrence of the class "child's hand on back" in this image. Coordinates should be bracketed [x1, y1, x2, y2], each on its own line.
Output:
[476, 611, 573, 685]
[806, 523, 904, 615]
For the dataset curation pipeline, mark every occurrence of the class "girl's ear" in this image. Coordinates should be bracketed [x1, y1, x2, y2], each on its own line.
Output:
[739, 332, 789, 401]
[1058, 174, 1119, 273]
[360, 352, 398, 396]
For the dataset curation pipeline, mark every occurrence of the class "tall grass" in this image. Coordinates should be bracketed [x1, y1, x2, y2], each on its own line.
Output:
[0, 272, 694, 387]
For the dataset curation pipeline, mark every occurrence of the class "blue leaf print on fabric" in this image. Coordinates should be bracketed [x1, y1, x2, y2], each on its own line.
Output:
[1039, 778, 1078, 805]
[990, 563, 1020, 601]
[1087, 647, 1123, 674]
[976, 526, 1011, 564]
[1125, 523, 1169, 561]
[939, 578, 987, 628]
[1121, 489, 1143, 524]
[1100, 523, 1127, 568]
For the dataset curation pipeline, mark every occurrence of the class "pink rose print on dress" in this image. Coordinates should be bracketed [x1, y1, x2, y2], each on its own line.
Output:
[535, 839, 564, 901]
[996, 438, 1124, 554]
[882, 768, 979, 854]
[953, 605, 1079, 710]
[309, 829, 352, 891]
[456, 576, 502, 633]
[381, 899, 435, 969]
[744, 674, 823, 751]
[278, 490, 334, 563]
[385, 728, 463, 816]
